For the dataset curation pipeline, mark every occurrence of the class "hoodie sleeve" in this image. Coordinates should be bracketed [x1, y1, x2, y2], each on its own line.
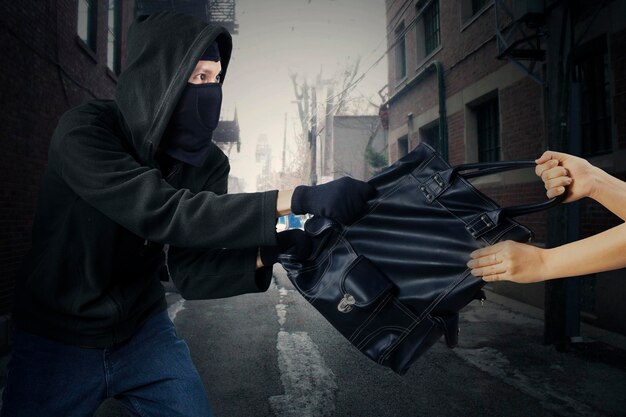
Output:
[166, 151, 273, 299]
[167, 247, 273, 299]
[50, 112, 278, 250]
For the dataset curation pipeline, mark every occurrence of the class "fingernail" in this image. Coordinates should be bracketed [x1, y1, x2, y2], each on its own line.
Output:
[470, 269, 478, 276]
[566, 178, 572, 184]
[467, 261, 474, 268]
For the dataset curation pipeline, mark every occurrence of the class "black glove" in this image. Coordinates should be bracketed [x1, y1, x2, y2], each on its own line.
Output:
[291, 177, 376, 225]
[259, 229, 312, 266]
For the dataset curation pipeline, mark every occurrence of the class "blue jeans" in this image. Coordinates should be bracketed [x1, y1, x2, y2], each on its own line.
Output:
[0, 310, 213, 417]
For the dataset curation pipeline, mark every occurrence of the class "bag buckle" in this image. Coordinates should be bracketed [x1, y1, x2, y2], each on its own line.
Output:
[338, 294, 356, 313]
[466, 213, 496, 238]
[419, 173, 447, 203]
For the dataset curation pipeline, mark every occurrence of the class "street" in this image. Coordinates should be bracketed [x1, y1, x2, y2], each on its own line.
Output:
[95, 266, 626, 417]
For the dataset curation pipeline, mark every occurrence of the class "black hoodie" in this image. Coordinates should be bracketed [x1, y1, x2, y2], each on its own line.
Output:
[13, 12, 278, 348]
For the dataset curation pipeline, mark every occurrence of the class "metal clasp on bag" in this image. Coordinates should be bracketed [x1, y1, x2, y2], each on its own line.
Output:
[419, 173, 447, 203]
[466, 213, 496, 238]
[338, 294, 356, 313]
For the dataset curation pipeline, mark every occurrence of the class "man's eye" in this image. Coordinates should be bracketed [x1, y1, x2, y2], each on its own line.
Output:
[198, 73, 207, 81]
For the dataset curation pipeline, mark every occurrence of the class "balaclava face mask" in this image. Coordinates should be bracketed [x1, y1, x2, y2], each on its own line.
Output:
[161, 41, 222, 167]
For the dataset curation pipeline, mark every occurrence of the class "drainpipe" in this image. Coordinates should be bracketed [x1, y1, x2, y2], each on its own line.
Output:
[432, 61, 448, 161]
[385, 60, 448, 160]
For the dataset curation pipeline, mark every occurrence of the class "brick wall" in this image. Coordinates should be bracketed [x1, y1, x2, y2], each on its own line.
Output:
[499, 77, 545, 160]
[0, 0, 134, 318]
[447, 110, 464, 165]
[384, 1, 626, 331]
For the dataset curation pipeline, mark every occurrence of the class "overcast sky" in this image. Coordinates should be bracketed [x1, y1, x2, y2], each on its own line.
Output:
[221, 0, 388, 191]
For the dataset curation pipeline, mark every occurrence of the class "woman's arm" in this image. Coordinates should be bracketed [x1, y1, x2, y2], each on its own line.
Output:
[536, 150, 626, 220]
[468, 150, 626, 283]
[468, 223, 626, 283]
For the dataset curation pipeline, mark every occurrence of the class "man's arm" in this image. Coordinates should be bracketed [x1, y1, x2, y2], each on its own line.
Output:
[50, 115, 278, 249]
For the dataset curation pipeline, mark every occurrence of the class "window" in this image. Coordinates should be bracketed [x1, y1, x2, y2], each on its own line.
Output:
[398, 136, 409, 158]
[423, 1, 440, 56]
[421, 121, 446, 158]
[471, 0, 488, 15]
[461, 0, 491, 23]
[77, 0, 98, 51]
[476, 98, 500, 162]
[107, 0, 121, 74]
[395, 22, 407, 81]
[574, 43, 612, 156]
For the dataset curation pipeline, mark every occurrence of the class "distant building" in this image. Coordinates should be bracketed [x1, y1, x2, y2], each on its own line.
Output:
[213, 109, 241, 154]
[319, 115, 387, 183]
[255, 135, 273, 191]
[384, 0, 626, 336]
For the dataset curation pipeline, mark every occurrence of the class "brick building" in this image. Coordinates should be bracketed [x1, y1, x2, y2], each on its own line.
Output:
[0, 0, 136, 349]
[384, 0, 626, 336]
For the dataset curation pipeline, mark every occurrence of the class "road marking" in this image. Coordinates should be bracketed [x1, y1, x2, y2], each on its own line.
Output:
[271, 282, 338, 416]
[455, 347, 603, 417]
[276, 303, 287, 327]
[269, 331, 338, 417]
[167, 298, 186, 322]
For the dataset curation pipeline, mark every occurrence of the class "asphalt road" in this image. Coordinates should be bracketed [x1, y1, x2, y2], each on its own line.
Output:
[95, 265, 626, 417]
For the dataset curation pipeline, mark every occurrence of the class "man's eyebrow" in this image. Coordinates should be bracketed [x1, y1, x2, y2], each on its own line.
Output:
[194, 66, 221, 73]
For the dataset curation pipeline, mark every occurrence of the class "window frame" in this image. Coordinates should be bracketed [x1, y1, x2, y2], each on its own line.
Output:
[77, 0, 98, 52]
[394, 21, 407, 82]
[422, 0, 441, 57]
[107, 0, 122, 75]
[475, 97, 501, 163]
[397, 136, 409, 159]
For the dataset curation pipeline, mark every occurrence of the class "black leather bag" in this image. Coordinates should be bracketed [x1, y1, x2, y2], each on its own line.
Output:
[278, 143, 564, 375]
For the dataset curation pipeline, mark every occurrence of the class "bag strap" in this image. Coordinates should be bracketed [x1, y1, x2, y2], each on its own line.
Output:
[441, 161, 566, 218]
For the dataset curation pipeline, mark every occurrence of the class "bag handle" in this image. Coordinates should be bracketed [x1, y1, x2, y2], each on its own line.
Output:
[442, 161, 567, 217]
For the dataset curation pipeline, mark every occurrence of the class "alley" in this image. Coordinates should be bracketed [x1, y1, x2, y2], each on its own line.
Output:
[97, 266, 626, 417]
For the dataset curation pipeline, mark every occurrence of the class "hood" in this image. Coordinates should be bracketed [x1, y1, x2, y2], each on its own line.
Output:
[115, 11, 232, 166]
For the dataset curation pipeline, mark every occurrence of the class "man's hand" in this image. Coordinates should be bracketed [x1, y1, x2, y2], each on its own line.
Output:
[467, 240, 548, 283]
[291, 177, 376, 225]
[258, 229, 312, 267]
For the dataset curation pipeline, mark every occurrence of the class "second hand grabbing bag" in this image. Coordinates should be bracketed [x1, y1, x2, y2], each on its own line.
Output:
[278, 143, 564, 375]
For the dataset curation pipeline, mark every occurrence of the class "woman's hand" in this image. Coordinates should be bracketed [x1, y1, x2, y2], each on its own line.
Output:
[467, 240, 548, 283]
[536, 150, 598, 203]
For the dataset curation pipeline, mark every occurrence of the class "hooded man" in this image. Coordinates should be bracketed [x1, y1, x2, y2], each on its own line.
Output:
[0, 11, 374, 417]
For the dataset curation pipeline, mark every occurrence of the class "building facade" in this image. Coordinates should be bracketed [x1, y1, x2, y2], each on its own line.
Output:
[384, 0, 626, 335]
[0, 0, 136, 349]
[320, 115, 387, 183]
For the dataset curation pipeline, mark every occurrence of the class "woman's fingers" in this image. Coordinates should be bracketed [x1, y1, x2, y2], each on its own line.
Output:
[535, 158, 559, 177]
[541, 166, 568, 182]
[535, 150, 567, 165]
[469, 241, 505, 259]
[546, 186, 566, 199]
[470, 264, 507, 278]
[544, 175, 572, 191]
[482, 274, 504, 282]
[467, 252, 502, 268]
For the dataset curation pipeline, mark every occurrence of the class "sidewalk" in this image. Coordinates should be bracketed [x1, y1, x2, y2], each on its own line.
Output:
[452, 288, 626, 417]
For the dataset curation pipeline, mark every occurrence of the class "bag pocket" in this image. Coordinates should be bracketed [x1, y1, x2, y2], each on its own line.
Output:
[305, 255, 421, 367]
